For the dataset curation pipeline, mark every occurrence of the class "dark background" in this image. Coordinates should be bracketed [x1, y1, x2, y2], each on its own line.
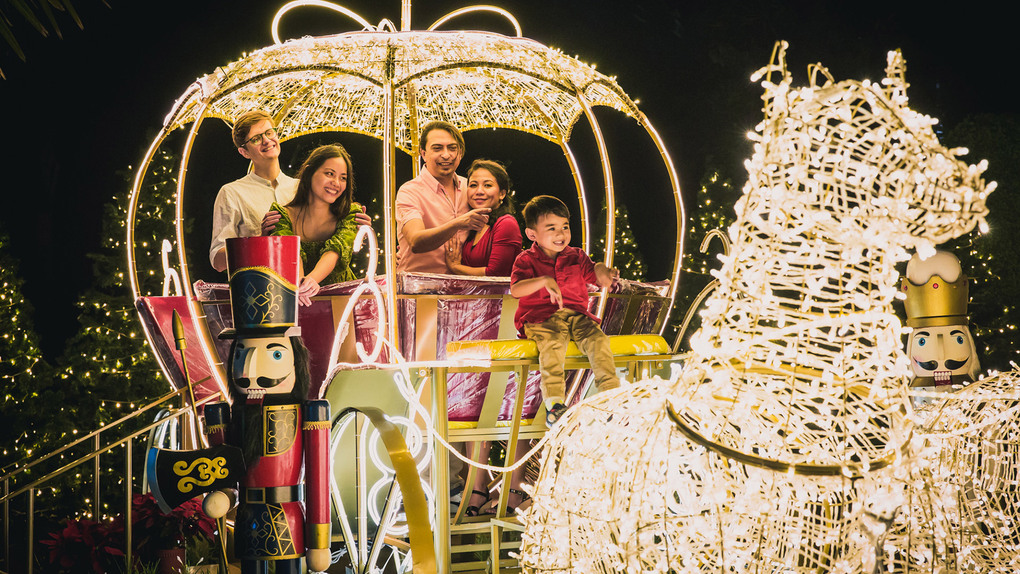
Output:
[2, 0, 1015, 358]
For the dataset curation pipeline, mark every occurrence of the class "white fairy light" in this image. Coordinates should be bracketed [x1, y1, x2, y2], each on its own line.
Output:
[520, 42, 993, 573]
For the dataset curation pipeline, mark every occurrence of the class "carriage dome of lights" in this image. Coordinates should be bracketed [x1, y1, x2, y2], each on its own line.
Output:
[163, 29, 637, 151]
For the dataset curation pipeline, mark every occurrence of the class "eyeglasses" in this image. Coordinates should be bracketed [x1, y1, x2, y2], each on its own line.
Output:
[244, 127, 279, 147]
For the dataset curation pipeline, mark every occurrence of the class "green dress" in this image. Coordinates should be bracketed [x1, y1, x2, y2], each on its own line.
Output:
[270, 201, 363, 285]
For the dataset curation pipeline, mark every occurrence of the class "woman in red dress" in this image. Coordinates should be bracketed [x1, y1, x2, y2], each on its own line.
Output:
[443, 159, 522, 277]
[443, 160, 531, 516]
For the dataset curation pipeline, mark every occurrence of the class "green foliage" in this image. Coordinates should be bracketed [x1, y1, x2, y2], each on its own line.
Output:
[590, 201, 647, 281]
[0, 0, 105, 78]
[0, 228, 54, 471]
[940, 114, 1020, 373]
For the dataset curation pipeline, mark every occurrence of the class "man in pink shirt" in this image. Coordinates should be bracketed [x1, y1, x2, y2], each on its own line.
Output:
[396, 121, 490, 273]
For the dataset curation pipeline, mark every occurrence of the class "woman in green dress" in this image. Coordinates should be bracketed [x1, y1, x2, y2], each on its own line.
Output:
[267, 144, 366, 305]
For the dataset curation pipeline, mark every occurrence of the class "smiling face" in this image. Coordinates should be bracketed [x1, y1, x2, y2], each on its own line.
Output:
[908, 324, 979, 386]
[230, 334, 297, 396]
[420, 127, 463, 183]
[467, 167, 505, 210]
[237, 119, 281, 166]
[526, 213, 571, 259]
[310, 156, 348, 205]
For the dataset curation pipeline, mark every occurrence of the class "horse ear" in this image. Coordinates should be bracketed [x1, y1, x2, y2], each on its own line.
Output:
[750, 40, 791, 87]
[882, 49, 909, 103]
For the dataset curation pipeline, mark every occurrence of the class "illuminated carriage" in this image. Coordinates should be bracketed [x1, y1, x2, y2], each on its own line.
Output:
[128, 3, 682, 571]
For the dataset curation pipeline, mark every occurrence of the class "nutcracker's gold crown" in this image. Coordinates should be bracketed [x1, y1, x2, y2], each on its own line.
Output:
[901, 273, 969, 328]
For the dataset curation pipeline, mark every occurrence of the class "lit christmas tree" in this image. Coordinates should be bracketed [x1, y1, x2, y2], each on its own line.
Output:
[674, 166, 740, 350]
[57, 147, 182, 424]
[0, 229, 53, 472]
[0, 147, 185, 525]
[591, 201, 647, 281]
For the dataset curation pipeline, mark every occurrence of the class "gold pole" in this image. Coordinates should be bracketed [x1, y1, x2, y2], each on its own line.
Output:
[125, 438, 132, 571]
[574, 89, 615, 318]
[401, 0, 411, 31]
[171, 311, 230, 570]
[431, 369, 450, 573]
[172, 310, 201, 445]
[3, 478, 7, 570]
[382, 44, 401, 352]
[94, 435, 101, 518]
[26, 489, 33, 574]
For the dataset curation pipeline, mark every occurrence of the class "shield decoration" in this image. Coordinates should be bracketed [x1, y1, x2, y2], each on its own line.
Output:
[146, 443, 245, 512]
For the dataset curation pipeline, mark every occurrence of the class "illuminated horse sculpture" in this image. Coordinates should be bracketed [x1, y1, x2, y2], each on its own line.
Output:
[519, 43, 992, 573]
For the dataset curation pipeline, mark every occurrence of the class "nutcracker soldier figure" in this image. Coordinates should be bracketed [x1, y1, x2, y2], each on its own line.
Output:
[202, 235, 331, 574]
[901, 250, 981, 409]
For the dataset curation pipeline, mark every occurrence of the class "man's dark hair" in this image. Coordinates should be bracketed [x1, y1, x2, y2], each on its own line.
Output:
[522, 195, 570, 229]
[418, 120, 465, 155]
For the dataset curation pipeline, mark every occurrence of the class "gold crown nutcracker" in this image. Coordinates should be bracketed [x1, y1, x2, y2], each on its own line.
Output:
[149, 236, 332, 574]
[900, 250, 980, 398]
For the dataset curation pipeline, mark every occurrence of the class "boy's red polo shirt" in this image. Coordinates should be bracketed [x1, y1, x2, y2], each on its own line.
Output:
[510, 244, 601, 335]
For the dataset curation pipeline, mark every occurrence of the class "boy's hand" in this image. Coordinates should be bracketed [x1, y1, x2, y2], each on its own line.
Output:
[545, 276, 564, 308]
[595, 263, 620, 288]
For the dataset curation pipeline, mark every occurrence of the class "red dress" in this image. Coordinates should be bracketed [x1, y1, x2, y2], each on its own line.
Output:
[461, 214, 522, 276]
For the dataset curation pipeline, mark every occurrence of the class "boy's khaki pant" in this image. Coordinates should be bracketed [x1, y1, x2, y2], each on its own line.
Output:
[523, 308, 619, 404]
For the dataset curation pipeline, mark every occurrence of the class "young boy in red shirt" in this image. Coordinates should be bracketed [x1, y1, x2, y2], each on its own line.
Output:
[510, 195, 620, 426]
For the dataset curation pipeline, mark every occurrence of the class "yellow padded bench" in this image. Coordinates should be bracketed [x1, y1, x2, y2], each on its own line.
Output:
[446, 333, 671, 362]
[436, 334, 673, 440]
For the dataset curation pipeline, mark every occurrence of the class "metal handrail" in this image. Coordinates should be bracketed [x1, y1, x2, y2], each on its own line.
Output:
[0, 387, 189, 484]
[2, 393, 220, 503]
[1, 389, 223, 574]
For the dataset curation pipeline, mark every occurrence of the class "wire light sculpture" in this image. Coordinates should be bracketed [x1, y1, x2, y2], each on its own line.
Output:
[902, 371, 1020, 572]
[520, 42, 994, 573]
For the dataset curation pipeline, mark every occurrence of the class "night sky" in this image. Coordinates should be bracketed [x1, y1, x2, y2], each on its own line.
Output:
[2, 0, 1014, 357]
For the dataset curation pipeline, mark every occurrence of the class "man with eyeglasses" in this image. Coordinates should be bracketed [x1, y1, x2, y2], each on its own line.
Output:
[209, 111, 298, 272]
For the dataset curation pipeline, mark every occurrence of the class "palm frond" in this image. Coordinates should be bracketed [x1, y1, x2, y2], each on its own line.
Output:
[0, 0, 100, 79]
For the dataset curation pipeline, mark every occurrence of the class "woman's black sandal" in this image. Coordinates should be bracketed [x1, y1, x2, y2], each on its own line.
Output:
[464, 489, 491, 517]
[507, 488, 531, 515]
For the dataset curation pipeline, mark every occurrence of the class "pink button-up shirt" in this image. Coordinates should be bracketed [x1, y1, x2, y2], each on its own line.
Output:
[395, 168, 468, 273]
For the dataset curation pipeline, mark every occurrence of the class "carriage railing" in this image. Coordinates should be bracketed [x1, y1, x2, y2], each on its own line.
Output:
[0, 387, 222, 574]
[185, 274, 674, 401]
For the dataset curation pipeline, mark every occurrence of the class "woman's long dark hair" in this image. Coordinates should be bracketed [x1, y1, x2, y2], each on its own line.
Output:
[225, 335, 311, 467]
[465, 159, 516, 242]
[288, 144, 355, 220]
